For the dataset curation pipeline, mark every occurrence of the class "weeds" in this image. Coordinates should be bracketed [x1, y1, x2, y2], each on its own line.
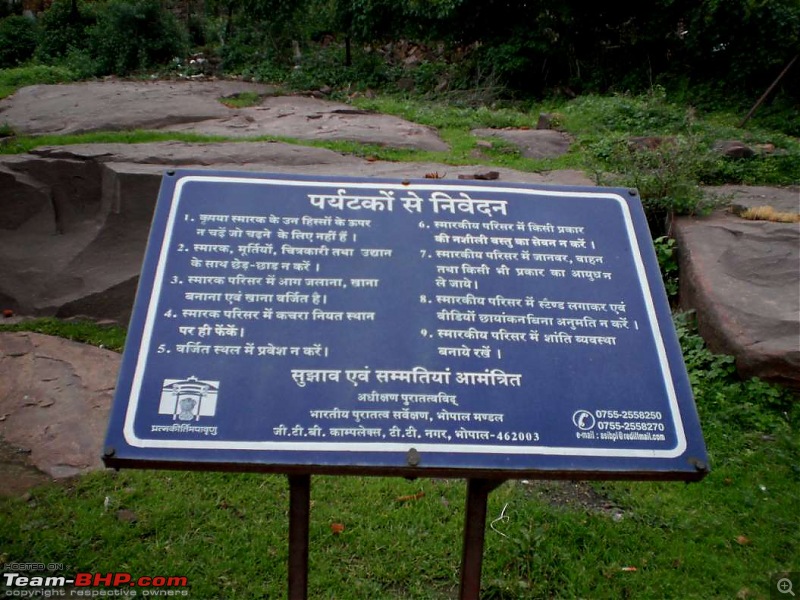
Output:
[653, 236, 680, 300]
[218, 91, 264, 108]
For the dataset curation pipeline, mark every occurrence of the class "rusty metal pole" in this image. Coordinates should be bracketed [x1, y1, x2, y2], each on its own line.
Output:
[739, 54, 798, 128]
[288, 474, 311, 600]
[459, 479, 504, 600]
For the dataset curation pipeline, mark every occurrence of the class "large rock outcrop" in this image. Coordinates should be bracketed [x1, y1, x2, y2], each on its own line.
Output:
[0, 81, 448, 151]
[674, 186, 800, 389]
[0, 141, 593, 324]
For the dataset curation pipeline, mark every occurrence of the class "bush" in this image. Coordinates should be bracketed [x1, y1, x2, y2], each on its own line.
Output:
[592, 134, 716, 235]
[87, 0, 187, 75]
[0, 15, 38, 68]
[35, 0, 96, 62]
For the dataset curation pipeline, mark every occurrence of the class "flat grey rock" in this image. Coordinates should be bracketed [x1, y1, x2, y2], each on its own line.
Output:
[703, 184, 800, 214]
[0, 80, 275, 135]
[674, 201, 800, 389]
[0, 82, 449, 151]
[0, 332, 120, 479]
[471, 128, 572, 159]
[165, 95, 450, 152]
[0, 141, 594, 323]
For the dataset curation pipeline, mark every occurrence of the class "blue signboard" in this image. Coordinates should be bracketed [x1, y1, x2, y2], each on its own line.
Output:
[103, 171, 708, 480]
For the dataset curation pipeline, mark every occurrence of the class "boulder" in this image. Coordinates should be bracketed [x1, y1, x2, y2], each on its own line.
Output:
[0, 332, 120, 479]
[536, 113, 555, 130]
[674, 193, 800, 389]
[712, 140, 756, 159]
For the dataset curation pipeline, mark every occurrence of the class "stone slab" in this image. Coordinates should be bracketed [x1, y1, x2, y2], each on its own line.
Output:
[0, 80, 275, 135]
[674, 206, 800, 389]
[703, 184, 800, 214]
[0, 332, 120, 479]
[0, 82, 449, 151]
[472, 128, 572, 159]
[165, 95, 450, 151]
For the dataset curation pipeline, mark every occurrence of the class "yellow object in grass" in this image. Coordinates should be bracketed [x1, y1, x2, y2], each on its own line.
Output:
[738, 205, 800, 223]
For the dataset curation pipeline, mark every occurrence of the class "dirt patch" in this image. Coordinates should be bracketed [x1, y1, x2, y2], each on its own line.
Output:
[517, 479, 625, 519]
[0, 437, 51, 497]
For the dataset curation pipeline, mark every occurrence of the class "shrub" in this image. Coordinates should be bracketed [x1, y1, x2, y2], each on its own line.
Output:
[0, 15, 38, 68]
[35, 0, 96, 62]
[0, 0, 22, 19]
[87, 0, 187, 75]
[593, 135, 717, 235]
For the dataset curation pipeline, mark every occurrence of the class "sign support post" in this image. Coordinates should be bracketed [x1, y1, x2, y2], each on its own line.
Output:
[288, 474, 311, 600]
[459, 479, 506, 599]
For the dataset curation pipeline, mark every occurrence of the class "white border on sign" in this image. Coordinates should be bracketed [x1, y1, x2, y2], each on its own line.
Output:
[123, 175, 687, 459]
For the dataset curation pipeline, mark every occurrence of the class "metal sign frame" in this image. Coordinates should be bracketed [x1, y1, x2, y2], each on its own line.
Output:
[103, 170, 708, 599]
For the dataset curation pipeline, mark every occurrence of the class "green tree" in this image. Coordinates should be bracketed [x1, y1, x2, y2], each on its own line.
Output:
[0, 15, 38, 67]
[88, 0, 188, 75]
[207, 0, 311, 71]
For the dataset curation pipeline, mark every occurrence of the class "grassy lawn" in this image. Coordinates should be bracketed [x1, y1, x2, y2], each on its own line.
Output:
[0, 317, 797, 599]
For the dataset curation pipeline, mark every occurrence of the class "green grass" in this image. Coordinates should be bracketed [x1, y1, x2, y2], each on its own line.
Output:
[2, 78, 797, 196]
[0, 130, 241, 154]
[0, 65, 79, 100]
[218, 91, 265, 108]
[0, 317, 126, 351]
[0, 316, 797, 598]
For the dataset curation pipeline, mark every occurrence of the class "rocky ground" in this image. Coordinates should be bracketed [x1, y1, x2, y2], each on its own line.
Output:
[0, 81, 797, 494]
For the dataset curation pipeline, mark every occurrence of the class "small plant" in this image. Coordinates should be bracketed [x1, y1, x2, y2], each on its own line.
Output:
[653, 236, 679, 299]
[590, 134, 718, 236]
[218, 91, 263, 108]
[673, 311, 796, 432]
[561, 90, 692, 136]
[35, 0, 96, 63]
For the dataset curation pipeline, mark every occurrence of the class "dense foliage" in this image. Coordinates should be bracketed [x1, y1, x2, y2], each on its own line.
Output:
[0, 0, 797, 111]
[0, 15, 37, 67]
